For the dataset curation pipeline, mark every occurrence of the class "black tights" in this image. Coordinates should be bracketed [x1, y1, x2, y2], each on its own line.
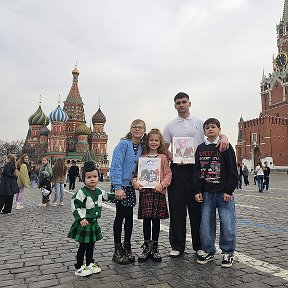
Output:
[143, 218, 160, 242]
[113, 202, 133, 244]
[75, 242, 95, 269]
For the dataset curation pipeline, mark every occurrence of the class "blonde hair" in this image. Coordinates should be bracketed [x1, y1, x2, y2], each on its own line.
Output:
[7, 154, 16, 162]
[122, 119, 146, 141]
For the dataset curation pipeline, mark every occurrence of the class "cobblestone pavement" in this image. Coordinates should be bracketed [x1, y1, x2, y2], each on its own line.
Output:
[0, 174, 288, 288]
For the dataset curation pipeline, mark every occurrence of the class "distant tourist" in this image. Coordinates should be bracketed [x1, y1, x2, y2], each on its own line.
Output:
[0, 154, 19, 214]
[255, 161, 265, 193]
[30, 165, 39, 188]
[68, 160, 79, 192]
[16, 154, 30, 210]
[236, 163, 243, 189]
[68, 161, 114, 277]
[263, 161, 271, 191]
[51, 159, 67, 206]
[38, 157, 52, 207]
[242, 165, 249, 186]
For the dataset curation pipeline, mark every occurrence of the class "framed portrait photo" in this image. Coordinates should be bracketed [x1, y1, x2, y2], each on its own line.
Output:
[172, 137, 195, 164]
[137, 157, 161, 188]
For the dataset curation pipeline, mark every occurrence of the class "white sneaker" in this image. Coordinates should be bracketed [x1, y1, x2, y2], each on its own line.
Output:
[37, 203, 47, 207]
[169, 250, 181, 257]
[51, 202, 58, 207]
[87, 262, 101, 274]
[60, 202, 64, 206]
[15, 203, 23, 210]
[75, 265, 92, 277]
[196, 250, 206, 257]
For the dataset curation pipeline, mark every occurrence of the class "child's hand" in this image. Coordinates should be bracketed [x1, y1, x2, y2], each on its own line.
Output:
[132, 181, 143, 191]
[115, 189, 126, 200]
[195, 193, 203, 203]
[154, 183, 164, 193]
[80, 219, 89, 227]
[224, 193, 233, 202]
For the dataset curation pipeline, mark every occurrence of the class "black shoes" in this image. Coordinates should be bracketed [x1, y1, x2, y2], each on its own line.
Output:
[112, 243, 130, 265]
[123, 241, 135, 263]
[138, 241, 152, 262]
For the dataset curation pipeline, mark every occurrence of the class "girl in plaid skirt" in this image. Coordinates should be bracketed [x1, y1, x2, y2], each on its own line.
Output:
[68, 161, 113, 277]
[133, 128, 172, 262]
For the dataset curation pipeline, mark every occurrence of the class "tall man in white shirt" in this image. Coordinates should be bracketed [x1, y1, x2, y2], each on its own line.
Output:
[163, 92, 229, 258]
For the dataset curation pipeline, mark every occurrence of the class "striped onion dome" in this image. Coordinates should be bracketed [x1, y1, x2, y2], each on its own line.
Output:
[92, 107, 106, 124]
[77, 123, 91, 135]
[49, 105, 68, 123]
[40, 126, 50, 136]
[28, 105, 49, 126]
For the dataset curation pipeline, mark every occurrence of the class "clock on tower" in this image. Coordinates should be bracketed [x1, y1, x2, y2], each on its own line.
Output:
[274, 51, 288, 71]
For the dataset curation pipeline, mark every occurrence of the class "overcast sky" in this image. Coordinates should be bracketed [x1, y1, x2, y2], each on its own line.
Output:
[0, 0, 285, 159]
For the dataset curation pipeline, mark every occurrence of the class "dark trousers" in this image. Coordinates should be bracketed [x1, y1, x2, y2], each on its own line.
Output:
[264, 176, 270, 190]
[69, 176, 76, 190]
[143, 218, 160, 241]
[168, 163, 202, 252]
[0, 195, 14, 213]
[243, 176, 249, 185]
[75, 242, 95, 269]
[113, 202, 133, 244]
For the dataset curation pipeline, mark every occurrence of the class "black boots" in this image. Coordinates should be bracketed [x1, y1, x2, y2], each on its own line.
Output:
[151, 241, 162, 262]
[112, 243, 130, 265]
[123, 241, 135, 263]
[138, 241, 152, 262]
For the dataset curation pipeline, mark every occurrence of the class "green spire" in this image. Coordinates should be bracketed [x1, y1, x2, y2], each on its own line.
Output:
[282, 0, 288, 24]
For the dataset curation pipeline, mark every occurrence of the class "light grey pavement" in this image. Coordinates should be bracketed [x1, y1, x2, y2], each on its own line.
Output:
[0, 173, 288, 288]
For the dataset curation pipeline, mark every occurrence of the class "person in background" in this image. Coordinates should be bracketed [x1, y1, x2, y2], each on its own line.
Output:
[68, 160, 79, 192]
[0, 154, 19, 214]
[30, 165, 39, 188]
[236, 163, 243, 189]
[51, 159, 67, 206]
[242, 165, 249, 186]
[16, 154, 30, 209]
[255, 161, 265, 193]
[38, 157, 53, 207]
[263, 161, 271, 191]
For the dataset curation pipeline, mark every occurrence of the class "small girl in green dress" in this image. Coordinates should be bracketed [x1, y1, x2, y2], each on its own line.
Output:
[68, 161, 113, 277]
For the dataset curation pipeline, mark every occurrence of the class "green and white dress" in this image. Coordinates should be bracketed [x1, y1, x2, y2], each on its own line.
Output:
[68, 186, 113, 243]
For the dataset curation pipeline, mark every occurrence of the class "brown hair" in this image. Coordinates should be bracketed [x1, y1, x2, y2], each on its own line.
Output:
[52, 158, 67, 177]
[143, 128, 168, 155]
[17, 153, 28, 169]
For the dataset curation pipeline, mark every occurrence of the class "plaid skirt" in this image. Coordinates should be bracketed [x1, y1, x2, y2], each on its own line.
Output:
[138, 188, 169, 219]
[68, 219, 103, 243]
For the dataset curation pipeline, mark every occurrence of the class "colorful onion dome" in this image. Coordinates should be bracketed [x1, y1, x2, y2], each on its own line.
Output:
[92, 107, 106, 124]
[40, 126, 50, 136]
[49, 105, 68, 123]
[28, 105, 49, 126]
[77, 123, 91, 135]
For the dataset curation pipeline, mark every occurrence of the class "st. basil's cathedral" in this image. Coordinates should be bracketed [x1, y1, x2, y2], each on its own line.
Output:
[236, 0, 288, 170]
[23, 66, 109, 175]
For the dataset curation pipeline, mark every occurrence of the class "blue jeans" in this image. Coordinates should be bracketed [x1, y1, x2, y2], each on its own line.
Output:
[54, 183, 64, 202]
[200, 192, 236, 254]
[264, 176, 269, 190]
[257, 175, 264, 192]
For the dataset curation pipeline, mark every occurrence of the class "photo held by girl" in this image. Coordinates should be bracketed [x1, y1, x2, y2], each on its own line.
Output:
[110, 119, 146, 265]
[133, 128, 172, 262]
